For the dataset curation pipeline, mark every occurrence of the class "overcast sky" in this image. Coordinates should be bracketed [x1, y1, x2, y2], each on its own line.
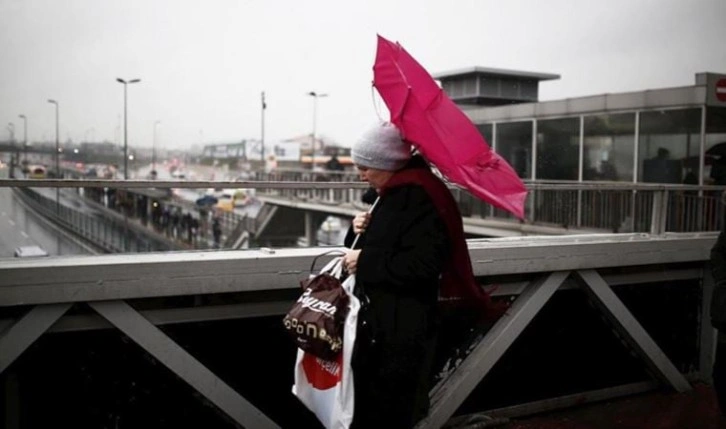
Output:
[1, 0, 725, 151]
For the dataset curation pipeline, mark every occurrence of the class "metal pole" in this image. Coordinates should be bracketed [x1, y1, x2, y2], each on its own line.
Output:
[47, 99, 59, 214]
[116, 78, 141, 180]
[309, 92, 316, 170]
[7, 123, 15, 148]
[307, 91, 328, 170]
[7, 123, 16, 177]
[153, 120, 160, 174]
[55, 106, 58, 177]
[123, 83, 128, 179]
[18, 115, 27, 164]
[261, 91, 266, 164]
[312, 96, 317, 154]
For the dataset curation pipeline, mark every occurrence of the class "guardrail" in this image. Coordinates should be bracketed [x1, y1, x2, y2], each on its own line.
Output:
[3, 178, 725, 236]
[12, 187, 179, 253]
[0, 233, 718, 428]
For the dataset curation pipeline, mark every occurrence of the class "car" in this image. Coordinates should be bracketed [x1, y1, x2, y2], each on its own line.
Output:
[215, 189, 253, 212]
[27, 165, 47, 179]
[14, 245, 49, 258]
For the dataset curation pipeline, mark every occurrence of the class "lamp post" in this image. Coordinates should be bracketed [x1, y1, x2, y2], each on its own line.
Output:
[7, 123, 15, 176]
[47, 99, 59, 213]
[261, 91, 266, 164]
[7, 122, 15, 144]
[307, 91, 328, 169]
[116, 77, 141, 180]
[153, 120, 160, 174]
[47, 100, 59, 176]
[18, 114, 27, 164]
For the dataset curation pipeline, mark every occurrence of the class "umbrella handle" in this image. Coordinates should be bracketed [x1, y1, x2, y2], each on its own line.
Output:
[350, 196, 380, 249]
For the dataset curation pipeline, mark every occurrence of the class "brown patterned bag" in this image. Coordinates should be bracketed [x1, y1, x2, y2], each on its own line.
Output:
[283, 255, 350, 360]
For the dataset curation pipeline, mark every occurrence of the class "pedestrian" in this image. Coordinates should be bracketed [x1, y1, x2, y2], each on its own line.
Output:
[341, 122, 501, 428]
[182, 212, 193, 243]
[171, 209, 180, 238]
[325, 153, 344, 172]
[191, 216, 200, 246]
[711, 228, 726, 415]
[212, 216, 222, 249]
[161, 207, 170, 235]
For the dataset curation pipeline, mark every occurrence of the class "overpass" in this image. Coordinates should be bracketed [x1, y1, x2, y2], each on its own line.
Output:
[0, 176, 723, 428]
[0, 141, 57, 155]
[49, 161, 726, 247]
[0, 230, 718, 428]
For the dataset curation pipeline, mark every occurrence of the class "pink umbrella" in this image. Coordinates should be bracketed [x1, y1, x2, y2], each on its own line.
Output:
[373, 35, 527, 218]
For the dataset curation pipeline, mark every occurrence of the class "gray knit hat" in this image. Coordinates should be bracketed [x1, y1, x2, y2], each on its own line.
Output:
[352, 122, 411, 171]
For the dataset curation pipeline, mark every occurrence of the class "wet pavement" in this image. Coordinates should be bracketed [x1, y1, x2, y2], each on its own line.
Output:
[502, 384, 725, 429]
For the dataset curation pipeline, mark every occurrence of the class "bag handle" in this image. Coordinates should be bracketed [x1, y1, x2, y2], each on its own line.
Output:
[305, 196, 380, 280]
[309, 249, 346, 274]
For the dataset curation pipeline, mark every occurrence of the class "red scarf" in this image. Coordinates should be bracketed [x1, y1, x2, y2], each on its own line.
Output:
[381, 166, 506, 320]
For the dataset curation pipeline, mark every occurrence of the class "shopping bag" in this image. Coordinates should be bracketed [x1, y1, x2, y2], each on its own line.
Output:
[283, 256, 350, 360]
[292, 273, 358, 429]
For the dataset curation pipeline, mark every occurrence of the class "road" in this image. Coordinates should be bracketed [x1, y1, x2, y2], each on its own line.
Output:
[0, 166, 91, 258]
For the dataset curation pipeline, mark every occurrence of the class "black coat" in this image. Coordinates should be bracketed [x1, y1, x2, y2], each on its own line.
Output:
[711, 230, 726, 330]
[345, 178, 450, 428]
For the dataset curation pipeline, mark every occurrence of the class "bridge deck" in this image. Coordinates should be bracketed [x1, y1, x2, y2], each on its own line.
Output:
[505, 383, 723, 429]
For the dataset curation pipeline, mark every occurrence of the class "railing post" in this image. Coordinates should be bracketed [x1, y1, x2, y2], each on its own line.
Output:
[304, 211, 317, 247]
[650, 189, 669, 235]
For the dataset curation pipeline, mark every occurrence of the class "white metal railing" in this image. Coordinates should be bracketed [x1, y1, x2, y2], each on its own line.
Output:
[3, 178, 725, 235]
[0, 233, 718, 428]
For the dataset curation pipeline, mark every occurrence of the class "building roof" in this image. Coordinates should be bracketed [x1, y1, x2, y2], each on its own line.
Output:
[433, 66, 560, 82]
[466, 84, 707, 123]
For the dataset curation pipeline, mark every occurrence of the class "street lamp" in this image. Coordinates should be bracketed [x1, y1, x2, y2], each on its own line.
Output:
[307, 91, 328, 168]
[153, 120, 160, 173]
[47, 99, 59, 213]
[7, 123, 15, 175]
[261, 91, 266, 163]
[47, 100, 59, 177]
[18, 114, 27, 163]
[116, 77, 141, 179]
[7, 122, 15, 143]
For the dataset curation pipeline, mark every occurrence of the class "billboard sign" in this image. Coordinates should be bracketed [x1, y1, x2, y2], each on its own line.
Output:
[248, 141, 301, 161]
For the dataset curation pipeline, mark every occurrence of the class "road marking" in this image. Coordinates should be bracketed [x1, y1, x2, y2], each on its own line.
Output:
[8, 219, 15, 226]
[20, 231, 29, 238]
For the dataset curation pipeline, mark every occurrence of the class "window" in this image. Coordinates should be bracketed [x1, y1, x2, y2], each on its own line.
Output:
[705, 107, 726, 185]
[536, 118, 580, 180]
[638, 108, 701, 183]
[477, 123, 493, 146]
[495, 121, 533, 179]
[583, 113, 635, 181]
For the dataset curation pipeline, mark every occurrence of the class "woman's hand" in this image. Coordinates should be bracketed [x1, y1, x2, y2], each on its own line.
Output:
[352, 212, 371, 235]
[343, 249, 361, 274]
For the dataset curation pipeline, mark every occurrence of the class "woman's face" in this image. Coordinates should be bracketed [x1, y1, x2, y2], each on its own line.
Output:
[356, 165, 394, 190]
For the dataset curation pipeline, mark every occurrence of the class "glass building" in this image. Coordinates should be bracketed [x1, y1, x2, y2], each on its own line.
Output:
[437, 68, 726, 185]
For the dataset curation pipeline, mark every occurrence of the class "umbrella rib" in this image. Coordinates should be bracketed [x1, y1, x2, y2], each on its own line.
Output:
[391, 56, 411, 123]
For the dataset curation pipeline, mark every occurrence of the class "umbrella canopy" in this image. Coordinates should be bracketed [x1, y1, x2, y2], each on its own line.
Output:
[195, 194, 218, 207]
[372, 35, 527, 218]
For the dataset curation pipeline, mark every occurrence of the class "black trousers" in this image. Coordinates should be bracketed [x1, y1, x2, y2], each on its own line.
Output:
[350, 336, 437, 429]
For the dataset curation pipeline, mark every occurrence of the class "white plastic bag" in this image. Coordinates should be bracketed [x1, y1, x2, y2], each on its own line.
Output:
[292, 265, 358, 429]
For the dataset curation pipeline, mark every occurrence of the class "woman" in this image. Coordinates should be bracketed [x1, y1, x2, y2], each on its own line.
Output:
[343, 122, 495, 428]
